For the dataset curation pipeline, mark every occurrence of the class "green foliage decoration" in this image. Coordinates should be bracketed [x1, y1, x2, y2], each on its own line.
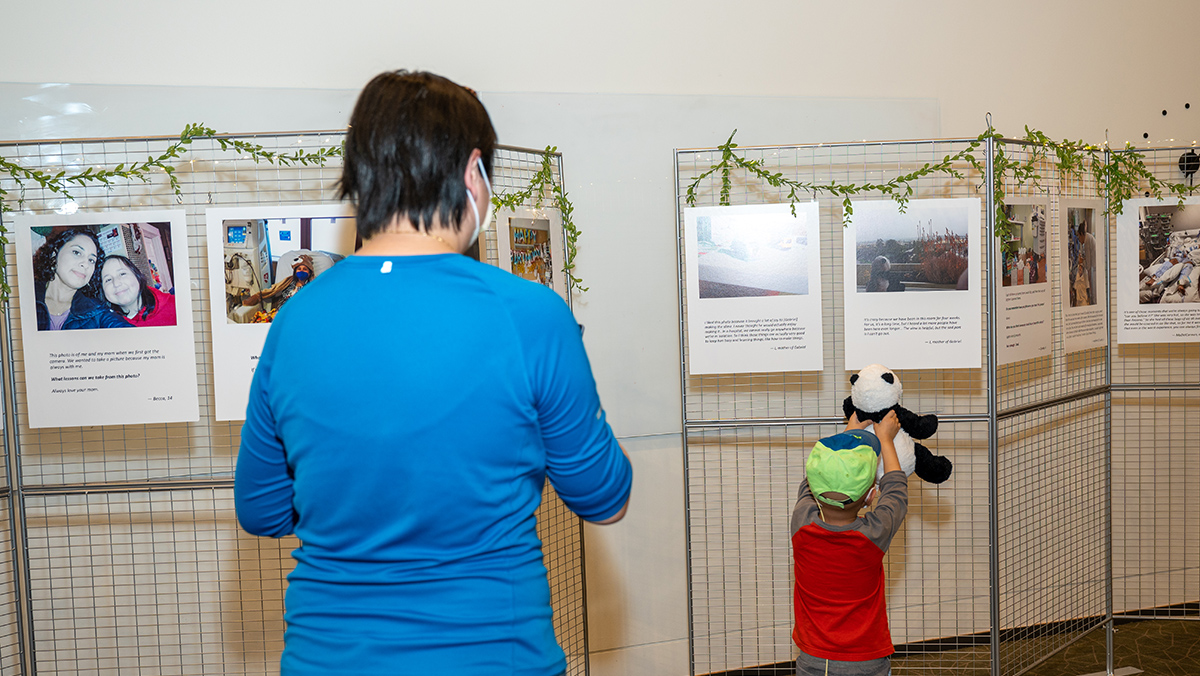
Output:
[0, 124, 345, 299]
[1, 128, 581, 300]
[491, 146, 585, 294]
[685, 130, 979, 225]
[685, 126, 1200, 258]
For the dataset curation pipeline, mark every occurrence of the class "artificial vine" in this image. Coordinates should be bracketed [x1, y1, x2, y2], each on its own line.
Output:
[0, 128, 584, 299]
[685, 124, 1200, 257]
[0, 124, 343, 215]
[491, 146, 586, 293]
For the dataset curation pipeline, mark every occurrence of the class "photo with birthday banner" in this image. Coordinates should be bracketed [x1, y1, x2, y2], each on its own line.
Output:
[495, 207, 567, 300]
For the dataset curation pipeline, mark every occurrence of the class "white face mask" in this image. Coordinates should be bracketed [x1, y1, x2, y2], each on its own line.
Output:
[466, 157, 495, 247]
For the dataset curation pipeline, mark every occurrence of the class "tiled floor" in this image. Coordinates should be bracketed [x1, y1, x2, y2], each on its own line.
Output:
[1023, 620, 1200, 676]
[890, 619, 1200, 676]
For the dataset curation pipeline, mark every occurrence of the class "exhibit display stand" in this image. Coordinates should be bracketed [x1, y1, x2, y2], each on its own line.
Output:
[676, 138, 1197, 675]
[0, 133, 585, 675]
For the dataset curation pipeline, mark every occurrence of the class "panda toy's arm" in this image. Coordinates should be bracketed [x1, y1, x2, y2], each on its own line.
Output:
[894, 406, 938, 440]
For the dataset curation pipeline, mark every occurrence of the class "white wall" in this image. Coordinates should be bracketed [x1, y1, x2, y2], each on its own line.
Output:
[5, 2, 1200, 674]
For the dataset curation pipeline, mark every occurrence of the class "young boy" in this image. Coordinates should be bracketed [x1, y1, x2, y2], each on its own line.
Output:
[791, 411, 904, 676]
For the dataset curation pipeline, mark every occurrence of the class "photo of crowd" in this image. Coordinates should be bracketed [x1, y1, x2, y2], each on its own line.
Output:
[30, 222, 178, 331]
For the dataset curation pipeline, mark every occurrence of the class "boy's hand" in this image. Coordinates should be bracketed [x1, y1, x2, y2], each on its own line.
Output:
[845, 412, 872, 431]
[874, 410, 901, 441]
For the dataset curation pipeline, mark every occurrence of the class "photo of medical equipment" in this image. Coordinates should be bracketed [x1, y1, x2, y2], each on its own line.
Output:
[223, 219, 272, 322]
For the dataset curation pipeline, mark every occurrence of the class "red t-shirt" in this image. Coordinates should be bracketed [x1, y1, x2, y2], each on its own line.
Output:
[790, 470, 908, 661]
[128, 287, 177, 327]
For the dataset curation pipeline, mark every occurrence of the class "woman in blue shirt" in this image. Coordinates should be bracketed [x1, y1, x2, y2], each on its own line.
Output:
[235, 70, 632, 676]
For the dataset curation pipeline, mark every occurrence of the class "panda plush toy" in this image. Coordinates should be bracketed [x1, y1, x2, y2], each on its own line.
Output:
[842, 364, 953, 485]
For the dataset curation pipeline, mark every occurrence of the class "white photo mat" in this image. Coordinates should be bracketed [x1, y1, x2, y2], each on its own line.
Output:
[683, 202, 823, 375]
[1116, 196, 1200, 344]
[205, 204, 356, 421]
[494, 207, 568, 301]
[842, 197, 982, 371]
[1061, 198, 1108, 354]
[996, 199, 1052, 365]
[14, 209, 199, 429]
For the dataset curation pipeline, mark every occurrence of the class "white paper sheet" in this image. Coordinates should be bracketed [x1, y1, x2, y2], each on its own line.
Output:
[997, 201, 1052, 365]
[494, 207, 568, 301]
[206, 204, 356, 420]
[683, 203, 823, 374]
[14, 210, 199, 428]
[842, 198, 982, 371]
[1061, 200, 1108, 353]
[1116, 196, 1200, 344]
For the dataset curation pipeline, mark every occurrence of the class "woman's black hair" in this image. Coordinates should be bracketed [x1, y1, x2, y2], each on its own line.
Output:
[101, 255, 156, 320]
[32, 227, 104, 298]
[339, 70, 497, 239]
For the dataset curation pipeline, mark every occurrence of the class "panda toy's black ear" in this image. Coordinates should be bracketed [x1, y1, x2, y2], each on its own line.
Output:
[850, 373, 859, 385]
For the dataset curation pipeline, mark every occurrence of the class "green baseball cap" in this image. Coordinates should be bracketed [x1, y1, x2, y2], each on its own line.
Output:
[806, 430, 881, 507]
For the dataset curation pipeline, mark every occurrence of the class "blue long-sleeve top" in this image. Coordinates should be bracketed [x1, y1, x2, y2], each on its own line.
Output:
[235, 254, 632, 676]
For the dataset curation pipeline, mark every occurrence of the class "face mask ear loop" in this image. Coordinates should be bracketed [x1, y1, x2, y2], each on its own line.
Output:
[466, 187, 481, 236]
[477, 157, 493, 199]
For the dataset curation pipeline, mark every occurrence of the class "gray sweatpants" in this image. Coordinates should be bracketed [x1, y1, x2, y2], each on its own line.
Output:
[795, 650, 890, 676]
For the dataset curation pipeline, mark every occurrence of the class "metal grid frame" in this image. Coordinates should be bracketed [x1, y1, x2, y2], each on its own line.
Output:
[1110, 145, 1200, 625]
[675, 137, 1123, 676]
[0, 132, 587, 675]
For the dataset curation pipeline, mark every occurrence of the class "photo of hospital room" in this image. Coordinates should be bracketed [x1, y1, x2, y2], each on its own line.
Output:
[222, 216, 357, 323]
[1137, 203, 1200, 304]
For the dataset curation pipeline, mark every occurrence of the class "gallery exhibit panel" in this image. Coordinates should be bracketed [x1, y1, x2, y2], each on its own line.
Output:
[995, 200, 1052, 366]
[13, 209, 200, 429]
[495, 206, 570, 301]
[1116, 195, 1200, 344]
[0, 134, 588, 675]
[204, 204, 357, 421]
[673, 135, 1192, 676]
[683, 202, 824, 375]
[842, 197, 982, 371]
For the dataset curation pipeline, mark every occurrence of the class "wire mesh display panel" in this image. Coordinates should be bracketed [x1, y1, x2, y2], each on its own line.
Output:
[1110, 146, 1200, 387]
[22, 489, 290, 674]
[996, 394, 1108, 676]
[676, 138, 1119, 676]
[684, 421, 990, 676]
[677, 140, 1001, 675]
[0, 134, 587, 675]
[1112, 389, 1200, 619]
[993, 141, 1108, 413]
[1108, 145, 1200, 625]
[676, 140, 992, 423]
[0, 493, 21, 675]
